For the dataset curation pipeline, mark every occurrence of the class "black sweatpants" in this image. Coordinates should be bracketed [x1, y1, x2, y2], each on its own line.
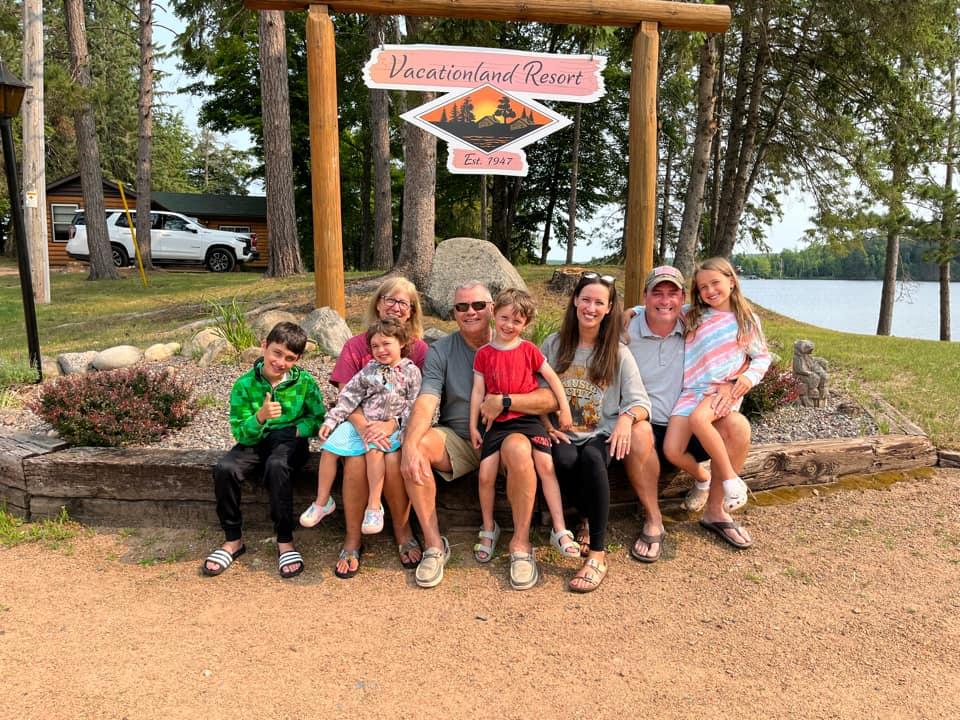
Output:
[213, 426, 309, 544]
[552, 434, 612, 551]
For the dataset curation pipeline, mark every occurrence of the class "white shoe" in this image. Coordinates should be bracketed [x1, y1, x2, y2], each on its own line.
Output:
[299, 497, 336, 528]
[722, 477, 749, 512]
[361, 504, 385, 534]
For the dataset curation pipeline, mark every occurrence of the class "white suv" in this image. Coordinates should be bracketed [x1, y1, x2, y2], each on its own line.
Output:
[66, 210, 259, 272]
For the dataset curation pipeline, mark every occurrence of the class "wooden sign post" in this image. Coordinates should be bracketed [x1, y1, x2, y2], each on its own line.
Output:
[244, 0, 731, 310]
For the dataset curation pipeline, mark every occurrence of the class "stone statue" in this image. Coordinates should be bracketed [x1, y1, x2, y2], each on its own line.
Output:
[793, 339, 829, 408]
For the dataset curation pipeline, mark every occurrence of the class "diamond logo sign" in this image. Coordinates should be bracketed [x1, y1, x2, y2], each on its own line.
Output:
[364, 45, 606, 176]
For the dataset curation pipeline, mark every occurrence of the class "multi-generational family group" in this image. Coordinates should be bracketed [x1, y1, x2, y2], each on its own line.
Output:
[201, 257, 771, 592]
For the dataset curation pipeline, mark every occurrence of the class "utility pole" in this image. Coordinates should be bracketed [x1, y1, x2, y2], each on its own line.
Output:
[22, 0, 50, 303]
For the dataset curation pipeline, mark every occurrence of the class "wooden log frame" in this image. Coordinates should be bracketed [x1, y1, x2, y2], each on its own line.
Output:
[241, 0, 731, 311]
[7, 433, 939, 528]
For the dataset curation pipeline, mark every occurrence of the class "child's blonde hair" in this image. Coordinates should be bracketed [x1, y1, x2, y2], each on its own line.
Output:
[685, 256, 758, 343]
[493, 287, 537, 324]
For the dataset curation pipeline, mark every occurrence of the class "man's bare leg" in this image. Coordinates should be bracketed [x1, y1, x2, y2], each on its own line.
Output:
[623, 422, 662, 559]
[403, 428, 452, 552]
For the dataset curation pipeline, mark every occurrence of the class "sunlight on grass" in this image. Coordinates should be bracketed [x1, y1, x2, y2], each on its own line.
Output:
[0, 505, 80, 550]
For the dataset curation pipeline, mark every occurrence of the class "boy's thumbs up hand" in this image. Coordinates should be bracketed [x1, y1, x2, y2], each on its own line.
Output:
[257, 391, 283, 423]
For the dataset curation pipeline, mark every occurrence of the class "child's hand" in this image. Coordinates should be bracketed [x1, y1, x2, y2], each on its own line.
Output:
[729, 375, 753, 399]
[557, 408, 573, 431]
[257, 392, 282, 423]
[318, 424, 331, 440]
[470, 427, 483, 450]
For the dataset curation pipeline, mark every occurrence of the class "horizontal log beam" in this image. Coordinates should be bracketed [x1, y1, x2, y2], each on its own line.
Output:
[242, 0, 732, 33]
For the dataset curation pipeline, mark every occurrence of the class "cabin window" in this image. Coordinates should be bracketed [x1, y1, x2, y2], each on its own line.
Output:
[218, 225, 251, 234]
[52, 203, 79, 242]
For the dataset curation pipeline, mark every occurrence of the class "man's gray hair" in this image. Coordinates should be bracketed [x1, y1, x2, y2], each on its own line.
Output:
[454, 280, 492, 299]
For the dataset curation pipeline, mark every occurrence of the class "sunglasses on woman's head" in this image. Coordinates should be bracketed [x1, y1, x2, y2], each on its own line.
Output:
[453, 300, 491, 313]
[581, 272, 616, 286]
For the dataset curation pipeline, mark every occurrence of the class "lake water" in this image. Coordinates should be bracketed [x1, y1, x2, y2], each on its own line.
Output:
[739, 278, 960, 342]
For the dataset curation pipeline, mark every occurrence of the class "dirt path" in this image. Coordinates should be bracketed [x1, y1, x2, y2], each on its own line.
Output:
[2, 470, 959, 719]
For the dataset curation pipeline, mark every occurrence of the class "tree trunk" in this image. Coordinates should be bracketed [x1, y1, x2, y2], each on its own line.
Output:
[64, 0, 118, 280]
[539, 145, 566, 264]
[491, 175, 522, 257]
[877, 156, 907, 336]
[939, 61, 955, 342]
[707, 32, 725, 252]
[565, 103, 582, 265]
[259, 10, 303, 277]
[367, 14, 394, 270]
[675, 35, 718, 279]
[480, 175, 488, 241]
[135, 0, 155, 270]
[22, 0, 49, 302]
[391, 16, 436, 288]
[656, 145, 672, 266]
[359, 128, 373, 269]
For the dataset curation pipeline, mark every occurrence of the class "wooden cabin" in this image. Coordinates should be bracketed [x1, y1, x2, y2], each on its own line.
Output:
[45, 175, 269, 269]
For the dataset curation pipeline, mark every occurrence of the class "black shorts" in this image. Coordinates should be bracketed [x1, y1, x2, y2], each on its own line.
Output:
[480, 415, 552, 460]
[652, 423, 708, 471]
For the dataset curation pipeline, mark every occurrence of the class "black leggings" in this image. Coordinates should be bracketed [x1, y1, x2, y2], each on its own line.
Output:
[552, 434, 612, 551]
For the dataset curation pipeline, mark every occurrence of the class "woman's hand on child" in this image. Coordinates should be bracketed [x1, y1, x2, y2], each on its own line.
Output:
[362, 420, 395, 450]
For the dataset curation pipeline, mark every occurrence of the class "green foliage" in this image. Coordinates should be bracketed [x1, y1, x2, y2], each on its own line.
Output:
[205, 296, 257, 352]
[0, 506, 79, 549]
[739, 363, 802, 421]
[33, 367, 196, 447]
[0, 359, 35, 390]
[526, 314, 561, 347]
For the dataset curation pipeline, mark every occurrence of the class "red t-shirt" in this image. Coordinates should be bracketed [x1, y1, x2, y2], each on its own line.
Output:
[330, 333, 429, 387]
[473, 340, 545, 422]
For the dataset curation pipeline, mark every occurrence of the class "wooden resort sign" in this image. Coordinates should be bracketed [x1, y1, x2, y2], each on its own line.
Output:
[364, 45, 606, 176]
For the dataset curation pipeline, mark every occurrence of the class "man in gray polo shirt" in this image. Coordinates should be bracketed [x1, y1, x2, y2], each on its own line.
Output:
[626, 266, 752, 558]
[401, 281, 559, 589]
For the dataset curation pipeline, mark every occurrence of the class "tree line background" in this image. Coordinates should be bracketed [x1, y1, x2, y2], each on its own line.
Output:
[1, 1, 959, 336]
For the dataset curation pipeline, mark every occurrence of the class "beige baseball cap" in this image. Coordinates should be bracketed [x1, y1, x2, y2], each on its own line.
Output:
[644, 265, 685, 292]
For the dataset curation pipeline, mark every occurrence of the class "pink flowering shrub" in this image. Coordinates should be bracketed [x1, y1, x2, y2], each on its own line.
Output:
[740, 363, 802, 421]
[33, 367, 195, 447]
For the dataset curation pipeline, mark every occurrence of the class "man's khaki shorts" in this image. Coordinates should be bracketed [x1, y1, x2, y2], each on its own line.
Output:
[434, 425, 480, 482]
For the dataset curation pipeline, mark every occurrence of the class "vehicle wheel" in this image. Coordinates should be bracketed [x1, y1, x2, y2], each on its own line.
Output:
[111, 244, 129, 267]
[206, 247, 236, 273]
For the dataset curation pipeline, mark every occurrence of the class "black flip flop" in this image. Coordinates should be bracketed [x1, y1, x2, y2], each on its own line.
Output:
[630, 530, 665, 563]
[398, 536, 422, 570]
[334, 545, 364, 579]
[699, 519, 753, 550]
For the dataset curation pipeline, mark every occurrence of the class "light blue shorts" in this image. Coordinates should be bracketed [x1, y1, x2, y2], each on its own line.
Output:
[321, 420, 401, 456]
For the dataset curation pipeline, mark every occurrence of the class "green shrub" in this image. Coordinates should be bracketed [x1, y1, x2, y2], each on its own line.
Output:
[32, 367, 196, 447]
[526, 314, 561, 347]
[0, 358, 36, 390]
[740, 363, 802, 421]
[206, 296, 257, 353]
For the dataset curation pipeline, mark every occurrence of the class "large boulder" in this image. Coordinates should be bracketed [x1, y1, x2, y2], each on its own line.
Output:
[301, 307, 352, 358]
[144, 342, 180, 363]
[425, 237, 527, 318]
[184, 328, 226, 359]
[252, 310, 300, 342]
[57, 351, 98, 375]
[92, 345, 143, 371]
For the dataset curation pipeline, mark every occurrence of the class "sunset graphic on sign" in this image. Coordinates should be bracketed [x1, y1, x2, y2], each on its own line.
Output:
[415, 84, 559, 153]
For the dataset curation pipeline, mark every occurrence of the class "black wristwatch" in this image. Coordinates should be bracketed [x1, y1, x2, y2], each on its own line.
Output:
[501, 395, 512, 410]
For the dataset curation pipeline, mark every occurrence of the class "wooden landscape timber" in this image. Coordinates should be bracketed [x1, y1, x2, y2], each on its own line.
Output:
[243, 0, 732, 32]
[1, 432, 939, 529]
[241, 0, 731, 311]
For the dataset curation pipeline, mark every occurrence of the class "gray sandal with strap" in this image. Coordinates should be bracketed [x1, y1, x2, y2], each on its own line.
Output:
[473, 522, 501, 563]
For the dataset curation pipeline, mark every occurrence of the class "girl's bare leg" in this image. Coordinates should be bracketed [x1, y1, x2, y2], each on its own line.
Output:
[689, 398, 736, 482]
[365, 449, 385, 509]
[663, 415, 710, 482]
[315, 450, 338, 504]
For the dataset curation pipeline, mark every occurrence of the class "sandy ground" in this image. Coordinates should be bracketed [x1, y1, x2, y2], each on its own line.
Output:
[2, 469, 959, 720]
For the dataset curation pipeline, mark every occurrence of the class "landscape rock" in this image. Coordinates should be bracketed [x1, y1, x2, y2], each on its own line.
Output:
[144, 342, 181, 363]
[239, 347, 262, 364]
[425, 237, 527, 317]
[423, 327, 448, 344]
[252, 310, 299, 341]
[184, 329, 225, 359]
[301, 307, 352, 358]
[57, 351, 98, 375]
[92, 345, 144, 371]
[40, 356, 61, 381]
[197, 338, 232, 368]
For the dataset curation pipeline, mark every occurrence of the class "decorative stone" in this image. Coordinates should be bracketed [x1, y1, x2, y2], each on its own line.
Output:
[304, 340, 318, 355]
[423, 327, 448, 344]
[793, 339, 829, 408]
[301, 307, 352, 358]
[240, 347, 262, 364]
[144, 342, 180, 362]
[425, 237, 527, 318]
[57, 351, 98, 375]
[197, 338, 232, 368]
[252, 310, 299, 341]
[184, 329, 225, 359]
[92, 345, 144, 371]
[40, 356, 61, 381]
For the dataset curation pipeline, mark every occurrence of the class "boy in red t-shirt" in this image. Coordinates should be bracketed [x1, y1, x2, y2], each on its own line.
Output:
[469, 288, 579, 562]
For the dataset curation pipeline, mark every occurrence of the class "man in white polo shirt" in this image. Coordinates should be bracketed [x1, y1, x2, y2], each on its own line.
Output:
[626, 266, 753, 558]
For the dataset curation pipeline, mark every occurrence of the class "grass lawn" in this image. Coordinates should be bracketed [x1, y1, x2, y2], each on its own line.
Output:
[1, 258, 957, 448]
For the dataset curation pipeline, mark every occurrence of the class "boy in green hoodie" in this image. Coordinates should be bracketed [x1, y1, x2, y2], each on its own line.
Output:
[202, 322, 326, 579]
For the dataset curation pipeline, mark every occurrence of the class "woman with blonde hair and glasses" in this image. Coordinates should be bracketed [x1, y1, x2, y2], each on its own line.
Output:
[300, 276, 429, 578]
[541, 272, 653, 592]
